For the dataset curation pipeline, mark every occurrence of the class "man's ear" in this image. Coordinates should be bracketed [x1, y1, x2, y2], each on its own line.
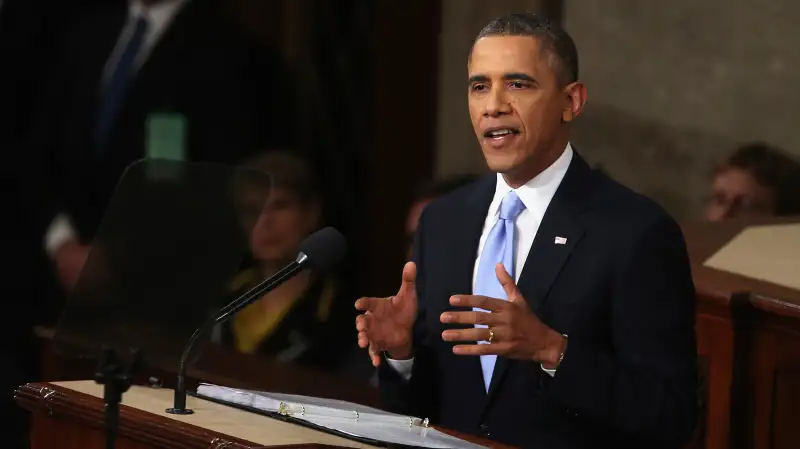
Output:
[562, 81, 587, 123]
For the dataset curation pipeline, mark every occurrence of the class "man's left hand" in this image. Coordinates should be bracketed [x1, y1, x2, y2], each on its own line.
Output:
[440, 264, 566, 368]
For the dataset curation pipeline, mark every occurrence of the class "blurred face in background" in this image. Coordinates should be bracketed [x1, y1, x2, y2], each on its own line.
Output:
[704, 166, 776, 222]
[241, 187, 321, 266]
[405, 197, 432, 260]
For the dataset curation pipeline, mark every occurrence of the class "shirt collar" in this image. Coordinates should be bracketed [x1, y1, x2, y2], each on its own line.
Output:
[488, 142, 574, 219]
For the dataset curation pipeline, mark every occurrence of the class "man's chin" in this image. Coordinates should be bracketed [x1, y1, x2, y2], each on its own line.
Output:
[483, 156, 517, 174]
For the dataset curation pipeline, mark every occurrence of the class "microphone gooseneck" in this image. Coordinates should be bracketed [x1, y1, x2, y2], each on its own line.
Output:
[166, 227, 345, 415]
[166, 253, 307, 415]
[215, 253, 307, 324]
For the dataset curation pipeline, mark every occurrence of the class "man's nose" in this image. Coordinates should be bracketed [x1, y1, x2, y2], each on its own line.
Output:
[485, 86, 511, 116]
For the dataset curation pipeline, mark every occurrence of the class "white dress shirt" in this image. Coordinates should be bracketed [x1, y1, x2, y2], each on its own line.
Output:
[387, 143, 574, 381]
[44, 0, 188, 256]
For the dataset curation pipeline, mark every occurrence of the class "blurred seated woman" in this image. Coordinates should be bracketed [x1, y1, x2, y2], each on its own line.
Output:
[216, 150, 349, 371]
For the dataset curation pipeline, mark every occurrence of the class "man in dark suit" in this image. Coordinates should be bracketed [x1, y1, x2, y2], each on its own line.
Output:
[355, 13, 697, 449]
[27, 0, 294, 301]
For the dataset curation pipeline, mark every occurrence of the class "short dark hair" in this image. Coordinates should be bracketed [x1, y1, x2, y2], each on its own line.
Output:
[473, 13, 579, 85]
[723, 142, 800, 216]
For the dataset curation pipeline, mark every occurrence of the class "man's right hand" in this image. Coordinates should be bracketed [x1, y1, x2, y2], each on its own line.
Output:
[355, 261, 418, 367]
[54, 240, 91, 291]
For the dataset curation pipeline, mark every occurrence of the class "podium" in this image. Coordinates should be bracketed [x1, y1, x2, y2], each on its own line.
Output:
[683, 217, 800, 449]
[17, 380, 372, 448]
[15, 380, 505, 449]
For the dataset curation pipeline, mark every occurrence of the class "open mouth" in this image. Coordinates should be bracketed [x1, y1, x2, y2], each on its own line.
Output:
[483, 128, 520, 139]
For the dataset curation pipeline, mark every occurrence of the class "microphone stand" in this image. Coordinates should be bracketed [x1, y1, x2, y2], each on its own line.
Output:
[166, 254, 307, 414]
[95, 347, 141, 449]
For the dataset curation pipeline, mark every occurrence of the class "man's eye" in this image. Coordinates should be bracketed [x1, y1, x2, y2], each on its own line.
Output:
[509, 81, 526, 89]
[471, 84, 487, 92]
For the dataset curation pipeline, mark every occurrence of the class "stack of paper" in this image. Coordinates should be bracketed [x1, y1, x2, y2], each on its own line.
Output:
[196, 383, 486, 448]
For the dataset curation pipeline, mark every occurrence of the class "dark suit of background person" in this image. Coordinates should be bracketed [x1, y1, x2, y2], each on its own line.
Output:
[360, 14, 698, 449]
[25, 0, 296, 323]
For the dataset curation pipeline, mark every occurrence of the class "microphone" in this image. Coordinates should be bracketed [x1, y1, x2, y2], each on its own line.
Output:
[166, 226, 347, 415]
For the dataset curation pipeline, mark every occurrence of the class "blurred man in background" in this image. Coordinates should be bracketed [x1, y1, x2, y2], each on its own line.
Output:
[25, 0, 295, 323]
[705, 142, 800, 222]
[405, 175, 479, 259]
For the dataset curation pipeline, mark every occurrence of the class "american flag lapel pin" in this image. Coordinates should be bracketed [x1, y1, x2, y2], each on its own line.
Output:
[554, 236, 567, 245]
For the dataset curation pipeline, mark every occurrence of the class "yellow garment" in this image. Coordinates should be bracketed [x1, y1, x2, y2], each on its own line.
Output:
[228, 269, 336, 354]
[232, 294, 297, 354]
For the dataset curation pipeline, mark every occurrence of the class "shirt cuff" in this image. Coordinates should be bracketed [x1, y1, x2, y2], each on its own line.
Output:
[44, 214, 77, 257]
[385, 356, 414, 381]
[541, 365, 556, 377]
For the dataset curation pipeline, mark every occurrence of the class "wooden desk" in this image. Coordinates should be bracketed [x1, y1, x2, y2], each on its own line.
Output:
[34, 326, 379, 408]
[683, 218, 800, 449]
[15, 381, 508, 449]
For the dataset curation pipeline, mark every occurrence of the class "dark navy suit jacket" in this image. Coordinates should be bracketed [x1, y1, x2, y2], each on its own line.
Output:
[379, 152, 698, 449]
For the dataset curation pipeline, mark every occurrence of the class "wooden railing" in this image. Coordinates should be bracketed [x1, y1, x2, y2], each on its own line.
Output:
[685, 217, 800, 449]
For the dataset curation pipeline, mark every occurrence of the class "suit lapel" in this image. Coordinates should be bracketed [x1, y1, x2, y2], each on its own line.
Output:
[485, 152, 593, 401]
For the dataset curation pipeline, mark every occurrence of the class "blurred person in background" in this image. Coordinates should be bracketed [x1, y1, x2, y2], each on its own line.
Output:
[705, 142, 800, 222]
[24, 0, 295, 324]
[405, 175, 480, 259]
[215, 151, 354, 372]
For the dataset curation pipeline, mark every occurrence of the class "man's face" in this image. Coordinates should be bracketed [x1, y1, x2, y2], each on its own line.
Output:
[468, 36, 576, 183]
[704, 167, 776, 222]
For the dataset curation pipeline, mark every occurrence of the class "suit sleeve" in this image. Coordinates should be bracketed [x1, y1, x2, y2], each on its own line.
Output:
[548, 214, 698, 448]
[377, 207, 440, 422]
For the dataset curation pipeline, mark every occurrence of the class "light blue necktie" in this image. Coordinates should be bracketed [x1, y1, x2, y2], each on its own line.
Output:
[473, 191, 526, 391]
[95, 15, 149, 155]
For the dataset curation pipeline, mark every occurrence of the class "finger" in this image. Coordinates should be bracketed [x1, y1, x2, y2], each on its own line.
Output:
[495, 264, 526, 305]
[355, 314, 368, 332]
[357, 313, 381, 338]
[452, 342, 513, 356]
[448, 295, 509, 312]
[440, 310, 502, 325]
[354, 297, 385, 312]
[397, 261, 417, 296]
[441, 327, 493, 342]
[369, 345, 382, 367]
[357, 332, 371, 348]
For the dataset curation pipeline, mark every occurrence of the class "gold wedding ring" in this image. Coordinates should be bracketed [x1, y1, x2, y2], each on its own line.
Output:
[488, 328, 495, 343]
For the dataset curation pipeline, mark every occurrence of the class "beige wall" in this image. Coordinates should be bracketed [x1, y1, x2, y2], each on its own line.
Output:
[435, 1, 800, 219]
[566, 0, 800, 218]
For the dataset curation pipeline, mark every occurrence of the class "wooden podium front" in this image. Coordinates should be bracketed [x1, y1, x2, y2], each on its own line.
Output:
[17, 380, 371, 448]
[16, 381, 506, 449]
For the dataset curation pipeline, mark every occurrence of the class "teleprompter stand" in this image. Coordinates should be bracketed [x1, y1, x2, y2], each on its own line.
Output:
[95, 346, 141, 449]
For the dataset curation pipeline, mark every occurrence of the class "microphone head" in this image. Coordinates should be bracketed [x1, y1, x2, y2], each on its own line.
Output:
[298, 226, 347, 272]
